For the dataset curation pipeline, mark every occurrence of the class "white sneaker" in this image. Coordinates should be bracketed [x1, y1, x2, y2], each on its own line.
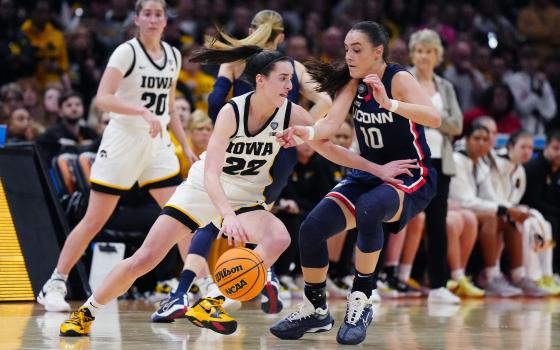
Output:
[427, 287, 461, 304]
[37, 278, 70, 312]
[279, 275, 303, 299]
[205, 282, 242, 312]
[376, 280, 398, 299]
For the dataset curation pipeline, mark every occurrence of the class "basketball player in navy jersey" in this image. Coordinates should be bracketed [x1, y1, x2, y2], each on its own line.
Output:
[151, 9, 332, 322]
[271, 21, 441, 345]
[58, 45, 414, 337]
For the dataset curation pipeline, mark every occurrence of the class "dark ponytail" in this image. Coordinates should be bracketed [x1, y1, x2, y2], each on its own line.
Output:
[303, 21, 390, 96]
[304, 58, 351, 96]
[190, 45, 290, 87]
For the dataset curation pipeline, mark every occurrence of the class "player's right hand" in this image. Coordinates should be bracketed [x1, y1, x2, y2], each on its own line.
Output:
[276, 125, 308, 148]
[141, 108, 162, 138]
[374, 159, 419, 186]
[218, 213, 249, 247]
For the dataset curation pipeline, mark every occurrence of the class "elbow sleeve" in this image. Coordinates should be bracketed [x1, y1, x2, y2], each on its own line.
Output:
[208, 77, 232, 122]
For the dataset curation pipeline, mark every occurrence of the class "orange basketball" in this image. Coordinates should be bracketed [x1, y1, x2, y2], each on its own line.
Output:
[213, 247, 266, 302]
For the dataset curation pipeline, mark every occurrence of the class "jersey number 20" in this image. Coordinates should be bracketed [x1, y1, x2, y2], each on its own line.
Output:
[223, 157, 266, 176]
[142, 92, 168, 116]
[359, 126, 384, 149]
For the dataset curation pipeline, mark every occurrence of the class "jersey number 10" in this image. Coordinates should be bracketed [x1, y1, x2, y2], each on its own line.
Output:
[142, 92, 168, 116]
[359, 126, 384, 149]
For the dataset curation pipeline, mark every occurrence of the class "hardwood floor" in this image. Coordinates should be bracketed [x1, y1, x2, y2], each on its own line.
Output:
[1, 297, 559, 349]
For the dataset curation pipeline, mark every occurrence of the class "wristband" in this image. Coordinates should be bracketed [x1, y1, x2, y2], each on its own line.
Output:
[305, 125, 315, 140]
[388, 99, 399, 112]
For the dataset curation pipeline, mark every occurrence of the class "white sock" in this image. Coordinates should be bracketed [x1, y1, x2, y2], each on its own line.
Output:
[52, 269, 68, 282]
[398, 264, 412, 282]
[485, 265, 500, 280]
[511, 266, 526, 283]
[451, 269, 465, 281]
[83, 295, 104, 317]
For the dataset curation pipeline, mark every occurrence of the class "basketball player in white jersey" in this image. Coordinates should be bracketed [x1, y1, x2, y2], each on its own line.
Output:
[38, 0, 196, 312]
[59, 45, 415, 336]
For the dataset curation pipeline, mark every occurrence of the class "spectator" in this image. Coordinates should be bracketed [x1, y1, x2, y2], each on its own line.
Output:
[408, 29, 463, 303]
[444, 40, 488, 110]
[388, 38, 408, 67]
[177, 44, 215, 112]
[517, 0, 560, 55]
[42, 84, 63, 127]
[319, 26, 344, 63]
[36, 91, 98, 165]
[463, 83, 522, 134]
[175, 95, 193, 132]
[94, 0, 134, 52]
[0, 0, 36, 86]
[522, 130, 560, 273]
[6, 107, 32, 143]
[504, 46, 557, 135]
[285, 35, 311, 63]
[0, 83, 24, 120]
[67, 25, 104, 109]
[21, 0, 70, 89]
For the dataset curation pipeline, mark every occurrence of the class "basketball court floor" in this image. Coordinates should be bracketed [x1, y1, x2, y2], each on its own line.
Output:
[1, 297, 559, 349]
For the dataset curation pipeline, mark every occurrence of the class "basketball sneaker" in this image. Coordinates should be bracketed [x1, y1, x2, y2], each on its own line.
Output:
[261, 269, 283, 314]
[427, 287, 461, 304]
[336, 291, 376, 345]
[448, 277, 485, 298]
[279, 275, 304, 299]
[205, 282, 242, 312]
[37, 278, 71, 312]
[59, 306, 95, 336]
[269, 295, 334, 340]
[185, 296, 237, 335]
[151, 293, 189, 323]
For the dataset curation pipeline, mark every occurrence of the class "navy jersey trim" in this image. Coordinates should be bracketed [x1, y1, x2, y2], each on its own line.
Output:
[283, 101, 292, 130]
[136, 38, 168, 71]
[228, 100, 241, 139]
[243, 92, 279, 137]
[124, 43, 136, 78]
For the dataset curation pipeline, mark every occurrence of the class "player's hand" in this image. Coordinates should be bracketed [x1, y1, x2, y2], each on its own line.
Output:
[507, 206, 531, 223]
[141, 108, 162, 138]
[363, 74, 390, 109]
[184, 146, 199, 164]
[218, 213, 249, 247]
[371, 159, 419, 186]
[276, 125, 309, 148]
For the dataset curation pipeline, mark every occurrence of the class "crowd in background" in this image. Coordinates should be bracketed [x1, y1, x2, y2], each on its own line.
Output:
[1, 0, 560, 300]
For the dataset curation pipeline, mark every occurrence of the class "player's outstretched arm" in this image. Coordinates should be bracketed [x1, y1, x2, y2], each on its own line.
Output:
[289, 103, 417, 186]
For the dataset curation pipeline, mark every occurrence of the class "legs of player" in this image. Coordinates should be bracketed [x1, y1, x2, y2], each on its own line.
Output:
[60, 214, 191, 336]
[38, 191, 121, 312]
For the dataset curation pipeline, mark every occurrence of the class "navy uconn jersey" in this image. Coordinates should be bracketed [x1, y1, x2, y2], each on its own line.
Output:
[349, 63, 432, 193]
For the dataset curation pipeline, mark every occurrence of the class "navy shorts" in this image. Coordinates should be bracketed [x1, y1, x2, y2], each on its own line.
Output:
[263, 146, 297, 205]
[325, 167, 437, 233]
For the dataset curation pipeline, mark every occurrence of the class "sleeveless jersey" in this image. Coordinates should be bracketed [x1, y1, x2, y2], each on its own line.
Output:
[188, 91, 292, 193]
[108, 38, 180, 129]
[233, 59, 300, 102]
[349, 63, 432, 192]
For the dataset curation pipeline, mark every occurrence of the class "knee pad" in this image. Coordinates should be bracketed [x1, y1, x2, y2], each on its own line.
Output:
[188, 223, 219, 258]
[355, 185, 400, 253]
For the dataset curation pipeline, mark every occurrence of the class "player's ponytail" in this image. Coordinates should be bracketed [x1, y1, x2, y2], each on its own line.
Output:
[190, 47, 290, 87]
[304, 58, 351, 96]
[204, 10, 284, 50]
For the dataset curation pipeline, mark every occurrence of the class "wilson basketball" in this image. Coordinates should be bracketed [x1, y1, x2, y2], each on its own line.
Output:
[213, 247, 266, 301]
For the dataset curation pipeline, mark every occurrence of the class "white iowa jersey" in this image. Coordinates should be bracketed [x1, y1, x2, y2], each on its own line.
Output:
[189, 91, 292, 193]
[106, 38, 180, 129]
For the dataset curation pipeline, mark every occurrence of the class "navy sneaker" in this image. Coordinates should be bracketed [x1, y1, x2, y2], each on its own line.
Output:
[336, 291, 376, 345]
[261, 268, 283, 314]
[151, 294, 189, 323]
[270, 295, 334, 340]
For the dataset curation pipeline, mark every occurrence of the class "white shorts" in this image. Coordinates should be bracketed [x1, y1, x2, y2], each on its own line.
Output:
[162, 174, 266, 232]
[90, 121, 180, 195]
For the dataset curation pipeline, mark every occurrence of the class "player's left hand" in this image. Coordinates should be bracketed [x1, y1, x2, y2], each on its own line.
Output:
[219, 213, 249, 247]
[276, 125, 307, 148]
[363, 74, 390, 110]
